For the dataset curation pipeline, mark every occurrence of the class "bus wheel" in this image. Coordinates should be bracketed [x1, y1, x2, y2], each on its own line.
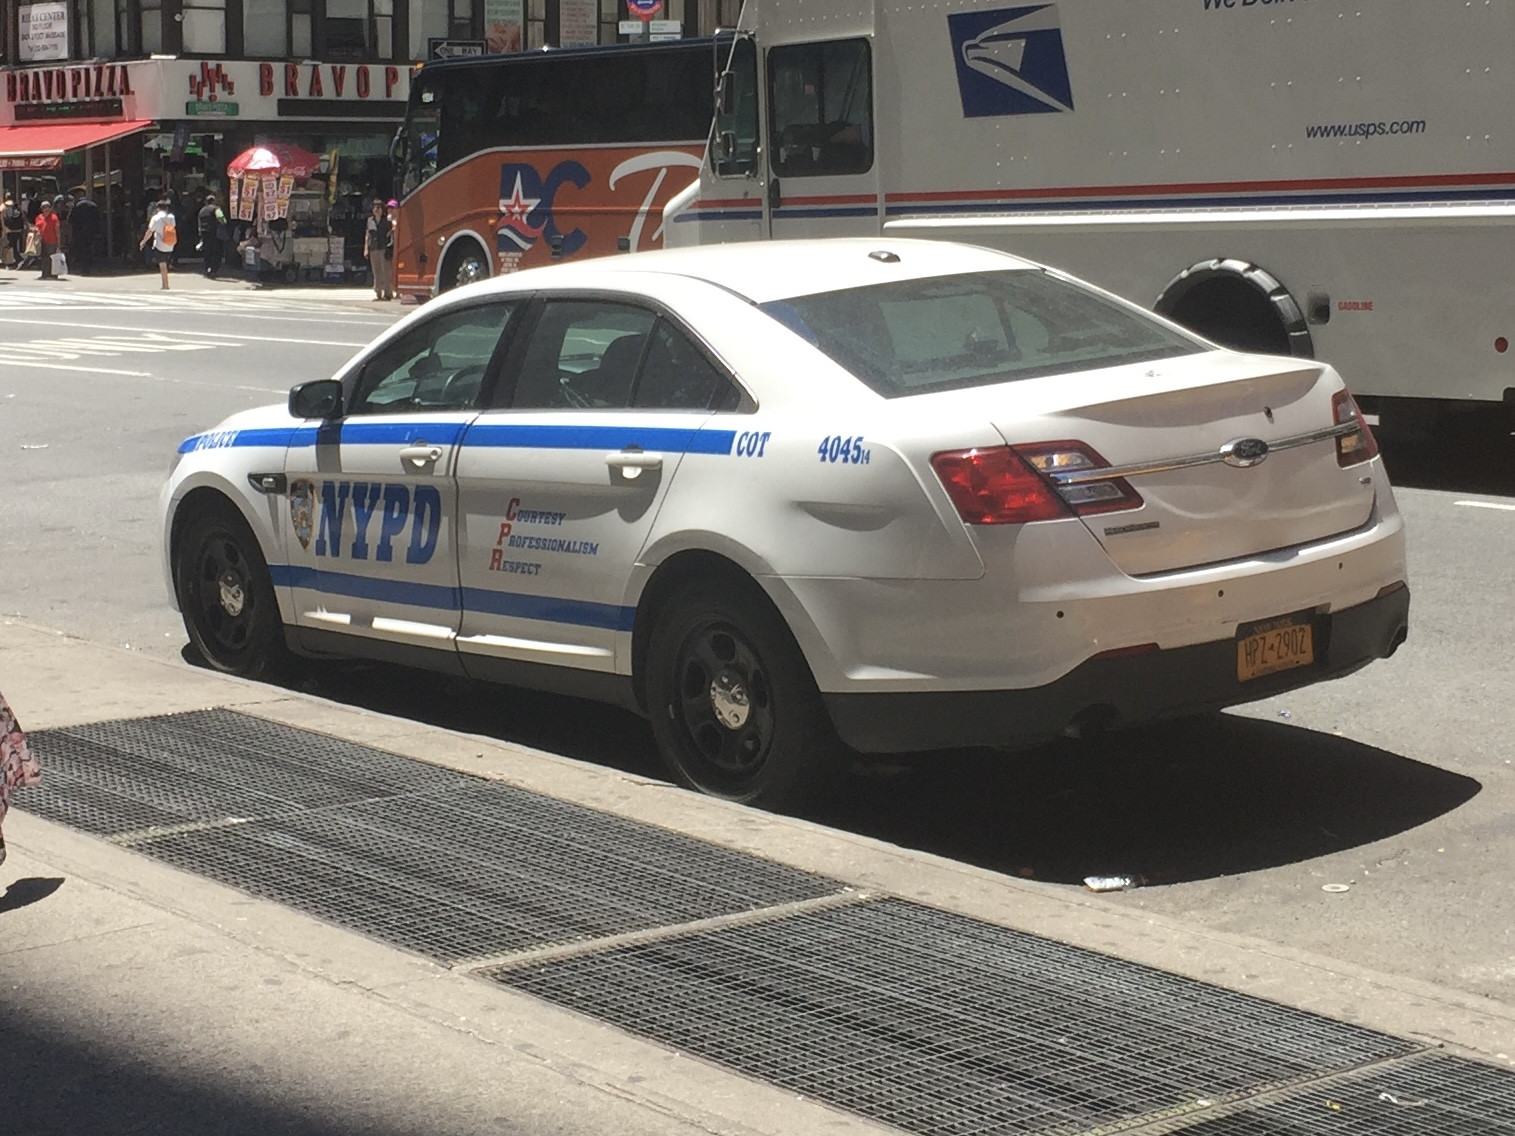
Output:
[1155, 258, 1314, 358]
[440, 241, 490, 292]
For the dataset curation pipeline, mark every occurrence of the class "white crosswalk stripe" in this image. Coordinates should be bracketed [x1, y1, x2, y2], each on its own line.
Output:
[0, 286, 376, 315]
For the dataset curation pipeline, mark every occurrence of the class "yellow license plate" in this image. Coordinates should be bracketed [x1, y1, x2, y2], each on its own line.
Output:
[1236, 615, 1315, 682]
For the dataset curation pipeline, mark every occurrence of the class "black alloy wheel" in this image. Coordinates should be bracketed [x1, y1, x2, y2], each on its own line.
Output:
[646, 583, 841, 810]
[176, 506, 289, 679]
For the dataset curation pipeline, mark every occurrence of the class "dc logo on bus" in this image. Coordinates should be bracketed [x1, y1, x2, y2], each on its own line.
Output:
[497, 161, 591, 263]
[948, 4, 1075, 118]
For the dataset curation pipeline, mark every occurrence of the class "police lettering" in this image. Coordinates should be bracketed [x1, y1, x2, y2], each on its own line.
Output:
[313, 480, 441, 564]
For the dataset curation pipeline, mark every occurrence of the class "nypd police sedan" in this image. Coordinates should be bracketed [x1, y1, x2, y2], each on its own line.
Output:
[161, 238, 1409, 809]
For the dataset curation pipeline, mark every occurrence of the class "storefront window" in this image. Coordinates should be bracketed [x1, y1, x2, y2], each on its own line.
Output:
[139, 0, 163, 53]
[182, 0, 226, 53]
[91, 0, 116, 54]
[242, 0, 282, 54]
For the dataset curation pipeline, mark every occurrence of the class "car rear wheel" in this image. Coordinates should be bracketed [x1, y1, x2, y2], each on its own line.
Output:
[645, 582, 841, 811]
[175, 504, 289, 679]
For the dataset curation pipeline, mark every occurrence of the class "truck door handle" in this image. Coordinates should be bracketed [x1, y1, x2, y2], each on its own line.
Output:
[399, 444, 443, 468]
[606, 451, 664, 479]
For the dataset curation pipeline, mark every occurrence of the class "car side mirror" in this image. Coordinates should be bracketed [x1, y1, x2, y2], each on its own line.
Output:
[289, 379, 342, 419]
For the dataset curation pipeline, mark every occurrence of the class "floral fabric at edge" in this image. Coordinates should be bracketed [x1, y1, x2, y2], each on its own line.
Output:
[1, 691, 41, 829]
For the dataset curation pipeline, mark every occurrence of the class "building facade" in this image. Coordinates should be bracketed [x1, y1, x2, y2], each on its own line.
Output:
[0, 0, 742, 257]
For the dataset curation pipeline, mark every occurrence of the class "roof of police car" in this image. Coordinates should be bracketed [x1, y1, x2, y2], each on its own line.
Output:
[479, 237, 1043, 305]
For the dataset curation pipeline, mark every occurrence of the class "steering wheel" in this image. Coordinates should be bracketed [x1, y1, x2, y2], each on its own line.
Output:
[440, 364, 486, 406]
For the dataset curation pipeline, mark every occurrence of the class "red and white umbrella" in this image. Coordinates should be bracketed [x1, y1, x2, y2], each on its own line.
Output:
[226, 142, 324, 179]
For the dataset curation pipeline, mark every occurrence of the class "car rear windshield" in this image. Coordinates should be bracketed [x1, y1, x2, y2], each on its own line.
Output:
[758, 269, 1203, 397]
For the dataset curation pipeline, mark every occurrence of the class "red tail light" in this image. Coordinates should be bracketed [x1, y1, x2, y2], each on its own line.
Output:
[931, 442, 1142, 525]
[1333, 390, 1379, 467]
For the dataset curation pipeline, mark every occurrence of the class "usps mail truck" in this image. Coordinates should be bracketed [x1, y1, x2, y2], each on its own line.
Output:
[665, 0, 1515, 425]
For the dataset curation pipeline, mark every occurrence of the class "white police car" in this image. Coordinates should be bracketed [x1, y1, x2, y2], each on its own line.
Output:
[161, 238, 1408, 808]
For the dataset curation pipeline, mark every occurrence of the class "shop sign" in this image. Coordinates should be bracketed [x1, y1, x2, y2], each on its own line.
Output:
[15, 98, 123, 121]
[0, 156, 62, 171]
[483, 0, 524, 53]
[558, 0, 598, 47]
[19, 2, 70, 64]
[5, 64, 133, 108]
[186, 100, 239, 116]
[257, 62, 404, 102]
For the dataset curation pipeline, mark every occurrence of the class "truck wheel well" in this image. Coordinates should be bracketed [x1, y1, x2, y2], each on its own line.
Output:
[630, 551, 779, 713]
[1155, 258, 1314, 358]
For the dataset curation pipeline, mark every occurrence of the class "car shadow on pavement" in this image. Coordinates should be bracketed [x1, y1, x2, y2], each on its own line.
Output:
[1375, 415, 1515, 496]
[284, 659, 1477, 889]
[810, 714, 1481, 886]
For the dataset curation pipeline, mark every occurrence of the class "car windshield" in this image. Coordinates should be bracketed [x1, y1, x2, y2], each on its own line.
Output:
[759, 269, 1203, 398]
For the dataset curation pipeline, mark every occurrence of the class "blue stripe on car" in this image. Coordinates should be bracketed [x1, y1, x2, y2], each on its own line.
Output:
[269, 565, 635, 632]
[179, 422, 738, 455]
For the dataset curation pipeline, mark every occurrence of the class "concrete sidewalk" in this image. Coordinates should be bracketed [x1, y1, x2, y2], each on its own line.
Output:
[2, 617, 1512, 1134]
[3, 258, 406, 307]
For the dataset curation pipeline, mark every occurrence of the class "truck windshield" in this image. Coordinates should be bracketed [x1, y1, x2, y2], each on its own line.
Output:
[760, 271, 1203, 398]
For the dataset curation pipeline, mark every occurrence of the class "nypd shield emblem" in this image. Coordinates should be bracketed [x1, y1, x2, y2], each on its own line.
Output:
[289, 478, 316, 551]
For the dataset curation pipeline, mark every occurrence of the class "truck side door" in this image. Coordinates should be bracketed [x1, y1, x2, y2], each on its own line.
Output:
[765, 37, 880, 240]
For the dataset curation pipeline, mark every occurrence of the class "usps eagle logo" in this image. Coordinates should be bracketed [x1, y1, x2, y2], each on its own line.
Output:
[948, 4, 1075, 118]
[289, 478, 316, 552]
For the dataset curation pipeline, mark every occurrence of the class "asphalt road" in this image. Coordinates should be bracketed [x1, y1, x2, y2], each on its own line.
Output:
[2, 271, 1512, 1007]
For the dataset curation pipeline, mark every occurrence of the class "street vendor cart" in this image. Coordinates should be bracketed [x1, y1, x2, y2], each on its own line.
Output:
[226, 142, 337, 283]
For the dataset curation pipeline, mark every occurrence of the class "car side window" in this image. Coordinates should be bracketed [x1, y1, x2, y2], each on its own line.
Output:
[348, 302, 516, 416]
[633, 319, 742, 411]
[507, 300, 658, 409]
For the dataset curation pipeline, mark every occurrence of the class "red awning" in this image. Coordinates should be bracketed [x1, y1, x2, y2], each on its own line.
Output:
[0, 120, 154, 171]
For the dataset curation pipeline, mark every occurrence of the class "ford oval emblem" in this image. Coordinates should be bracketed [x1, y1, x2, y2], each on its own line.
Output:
[1221, 437, 1271, 468]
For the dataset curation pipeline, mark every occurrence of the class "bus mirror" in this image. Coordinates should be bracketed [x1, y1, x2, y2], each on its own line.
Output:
[718, 131, 738, 162]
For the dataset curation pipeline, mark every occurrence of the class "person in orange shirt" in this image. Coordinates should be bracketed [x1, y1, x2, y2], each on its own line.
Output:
[34, 200, 61, 280]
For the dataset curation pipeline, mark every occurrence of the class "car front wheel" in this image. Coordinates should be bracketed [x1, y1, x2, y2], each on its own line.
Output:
[175, 504, 289, 679]
[645, 582, 841, 811]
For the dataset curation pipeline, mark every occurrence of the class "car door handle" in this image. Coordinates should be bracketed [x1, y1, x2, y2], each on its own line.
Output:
[399, 444, 444, 468]
[605, 451, 664, 471]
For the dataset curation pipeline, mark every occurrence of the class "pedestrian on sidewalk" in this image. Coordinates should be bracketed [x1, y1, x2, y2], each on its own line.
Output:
[364, 198, 395, 301]
[197, 191, 228, 278]
[140, 197, 178, 289]
[0, 692, 42, 867]
[1, 193, 23, 269]
[35, 199, 62, 280]
[67, 187, 103, 276]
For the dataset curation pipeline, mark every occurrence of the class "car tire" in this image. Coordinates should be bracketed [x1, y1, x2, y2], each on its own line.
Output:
[175, 503, 290, 679]
[645, 581, 842, 811]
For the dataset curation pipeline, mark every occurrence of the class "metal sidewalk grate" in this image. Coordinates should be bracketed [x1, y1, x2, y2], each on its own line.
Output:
[132, 780, 843, 963]
[491, 898, 1418, 1136]
[1160, 1051, 1515, 1135]
[23, 710, 475, 835]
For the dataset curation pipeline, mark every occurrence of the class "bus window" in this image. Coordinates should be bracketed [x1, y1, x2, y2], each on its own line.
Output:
[768, 39, 873, 178]
[714, 36, 759, 177]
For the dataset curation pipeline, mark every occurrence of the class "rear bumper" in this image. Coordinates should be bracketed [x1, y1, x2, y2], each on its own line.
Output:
[823, 584, 1409, 754]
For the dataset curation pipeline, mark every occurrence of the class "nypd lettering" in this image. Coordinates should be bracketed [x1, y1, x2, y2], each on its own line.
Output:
[290, 479, 441, 564]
